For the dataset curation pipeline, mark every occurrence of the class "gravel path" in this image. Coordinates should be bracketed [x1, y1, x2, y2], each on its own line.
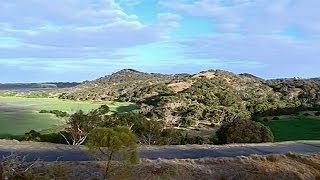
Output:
[0, 140, 319, 161]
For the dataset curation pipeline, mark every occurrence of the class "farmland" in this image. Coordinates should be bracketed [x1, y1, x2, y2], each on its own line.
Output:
[0, 97, 137, 135]
[262, 115, 320, 142]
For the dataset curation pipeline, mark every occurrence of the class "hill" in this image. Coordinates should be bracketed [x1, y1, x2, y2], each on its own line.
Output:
[60, 69, 320, 126]
[0, 82, 80, 90]
[59, 69, 191, 101]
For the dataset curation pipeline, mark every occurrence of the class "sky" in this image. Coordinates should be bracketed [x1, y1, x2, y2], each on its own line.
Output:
[0, 0, 319, 82]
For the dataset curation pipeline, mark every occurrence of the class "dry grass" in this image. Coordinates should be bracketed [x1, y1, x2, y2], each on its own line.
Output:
[192, 71, 216, 79]
[3, 153, 319, 180]
[168, 81, 193, 93]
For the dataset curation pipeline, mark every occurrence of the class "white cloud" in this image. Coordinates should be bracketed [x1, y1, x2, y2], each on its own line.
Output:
[159, 0, 320, 78]
[0, 0, 180, 58]
[160, 0, 320, 35]
[177, 33, 320, 78]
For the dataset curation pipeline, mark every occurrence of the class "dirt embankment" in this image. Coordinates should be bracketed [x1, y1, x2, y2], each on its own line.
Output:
[5, 153, 319, 180]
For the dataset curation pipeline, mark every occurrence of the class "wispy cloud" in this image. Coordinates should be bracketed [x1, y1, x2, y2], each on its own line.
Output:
[0, 0, 319, 82]
[0, 0, 180, 59]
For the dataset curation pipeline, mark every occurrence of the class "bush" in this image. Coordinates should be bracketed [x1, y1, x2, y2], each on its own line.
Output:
[263, 118, 269, 122]
[180, 116, 195, 127]
[272, 117, 280, 120]
[24, 130, 41, 141]
[97, 105, 110, 114]
[183, 135, 211, 145]
[102, 112, 165, 145]
[158, 128, 182, 145]
[210, 135, 220, 145]
[39, 110, 68, 118]
[315, 111, 320, 116]
[266, 154, 280, 162]
[216, 119, 274, 144]
[87, 126, 138, 178]
[39, 133, 69, 144]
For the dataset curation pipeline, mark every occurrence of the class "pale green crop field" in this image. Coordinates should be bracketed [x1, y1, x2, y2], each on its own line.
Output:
[0, 97, 138, 135]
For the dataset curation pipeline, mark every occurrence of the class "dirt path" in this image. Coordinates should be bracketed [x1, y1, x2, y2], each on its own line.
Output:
[0, 140, 319, 161]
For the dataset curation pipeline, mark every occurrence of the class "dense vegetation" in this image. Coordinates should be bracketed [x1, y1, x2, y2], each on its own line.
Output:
[1, 69, 319, 144]
[216, 119, 274, 144]
[60, 69, 320, 128]
[39, 110, 69, 118]
[59, 69, 190, 101]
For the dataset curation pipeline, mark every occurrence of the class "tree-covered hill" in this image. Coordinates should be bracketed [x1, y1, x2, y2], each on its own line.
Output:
[59, 69, 191, 101]
[60, 69, 320, 126]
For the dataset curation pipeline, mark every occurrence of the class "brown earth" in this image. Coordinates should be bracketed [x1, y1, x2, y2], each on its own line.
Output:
[5, 153, 319, 180]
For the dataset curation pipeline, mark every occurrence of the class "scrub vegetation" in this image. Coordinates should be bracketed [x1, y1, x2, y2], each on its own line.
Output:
[0, 69, 319, 144]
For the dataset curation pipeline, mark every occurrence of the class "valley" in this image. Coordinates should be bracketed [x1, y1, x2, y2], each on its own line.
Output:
[0, 96, 137, 136]
[0, 69, 319, 179]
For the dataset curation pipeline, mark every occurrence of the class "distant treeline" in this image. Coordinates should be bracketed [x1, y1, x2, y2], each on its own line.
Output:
[0, 82, 80, 89]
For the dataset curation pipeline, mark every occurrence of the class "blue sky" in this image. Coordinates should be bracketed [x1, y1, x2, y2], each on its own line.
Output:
[0, 0, 319, 82]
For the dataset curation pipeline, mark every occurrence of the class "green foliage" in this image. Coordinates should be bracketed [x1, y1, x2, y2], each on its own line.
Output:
[24, 130, 41, 141]
[158, 128, 182, 145]
[86, 126, 138, 177]
[272, 117, 280, 120]
[315, 111, 320, 116]
[209, 135, 220, 145]
[61, 69, 189, 101]
[87, 126, 137, 157]
[58, 69, 320, 129]
[97, 105, 110, 114]
[39, 133, 69, 144]
[183, 134, 212, 145]
[180, 116, 195, 127]
[101, 112, 165, 145]
[64, 109, 102, 145]
[22, 130, 69, 144]
[216, 119, 274, 144]
[39, 110, 68, 117]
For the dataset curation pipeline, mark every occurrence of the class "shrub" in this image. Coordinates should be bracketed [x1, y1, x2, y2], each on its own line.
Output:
[158, 128, 182, 145]
[40, 133, 69, 144]
[97, 105, 110, 114]
[272, 117, 280, 120]
[263, 118, 269, 122]
[266, 155, 280, 162]
[24, 130, 41, 141]
[216, 119, 274, 144]
[210, 135, 220, 145]
[39, 110, 68, 118]
[0, 154, 39, 179]
[180, 116, 195, 127]
[315, 111, 320, 116]
[86, 126, 138, 178]
[102, 112, 165, 145]
[184, 135, 211, 145]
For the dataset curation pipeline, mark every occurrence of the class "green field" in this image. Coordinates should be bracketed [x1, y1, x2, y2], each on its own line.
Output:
[0, 97, 138, 135]
[263, 118, 320, 142]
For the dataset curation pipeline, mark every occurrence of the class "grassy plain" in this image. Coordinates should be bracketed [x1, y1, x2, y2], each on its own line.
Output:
[0, 97, 137, 135]
[263, 117, 320, 142]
